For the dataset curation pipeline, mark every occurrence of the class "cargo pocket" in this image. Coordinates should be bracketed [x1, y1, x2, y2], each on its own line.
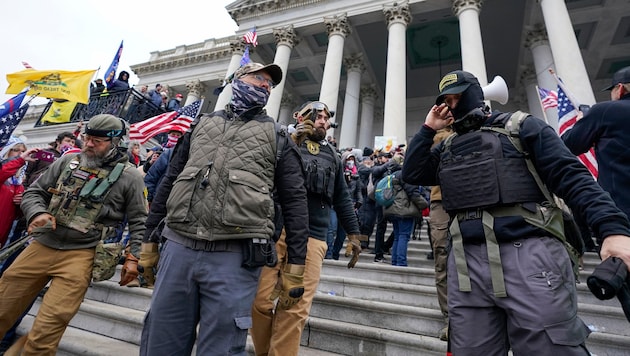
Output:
[231, 316, 252, 354]
[544, 314, 590, 347]
[223, 169, 272, 228]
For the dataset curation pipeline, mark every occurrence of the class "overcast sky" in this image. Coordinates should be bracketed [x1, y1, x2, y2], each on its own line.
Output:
[1, 0, 238, 105]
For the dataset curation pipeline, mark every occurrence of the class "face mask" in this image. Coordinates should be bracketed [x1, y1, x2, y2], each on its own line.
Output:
[231, 79, 270, 115]
[346, 161, 355, 169]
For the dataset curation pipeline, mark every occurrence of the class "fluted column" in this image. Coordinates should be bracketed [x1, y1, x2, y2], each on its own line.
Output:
[278, 92, 295, 126]
[185, 79, 205, 105]
[519, 68, 547, 123]
[540, 0, 595, 105]
[320, 14, 351, 136]
[214, 39, 247, 111]
[265, 25, 299, 120]
[382, 1, 411, 145]
[524, 25, 559, 130]
[453, 0, 488, 87]
[358, 85, 377, 150]
[339, 54, 365, 149]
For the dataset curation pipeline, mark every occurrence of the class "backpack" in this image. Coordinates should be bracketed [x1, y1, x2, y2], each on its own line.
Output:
[374, 173, 397, 207]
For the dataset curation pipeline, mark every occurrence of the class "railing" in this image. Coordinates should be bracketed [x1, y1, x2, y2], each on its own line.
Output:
[34, 88, 166, 127]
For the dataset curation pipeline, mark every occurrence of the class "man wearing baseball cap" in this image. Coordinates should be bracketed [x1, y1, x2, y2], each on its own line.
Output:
[139, 62, 308, 355]
[563, 65, 630, 236]
[402, 69, 630, 355]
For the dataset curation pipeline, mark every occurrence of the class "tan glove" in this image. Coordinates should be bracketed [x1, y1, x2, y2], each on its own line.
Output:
[269, 264, 305, 310]
[139, 243, 160, 287]
[291, 119, 314, 145]
[346, 234, 364, 268]
[119, 254, 139, 286]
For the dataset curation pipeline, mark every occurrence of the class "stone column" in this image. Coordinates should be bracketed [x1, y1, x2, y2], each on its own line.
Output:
[358, 85, 377, 150]
[214, 38, 247, 111]
[540, 0, 595, 105]
[338, 54, 365, 149]
[382, 1, 411, 144]
[185, 79, 205, 105]
[265, 25, 299, 120]
[524, 25, 559, 130]
[519, 68, 547, 123]
[453, 0, 488, 87]
[320, 14, 351, 136]
[278, 92, 295, 126]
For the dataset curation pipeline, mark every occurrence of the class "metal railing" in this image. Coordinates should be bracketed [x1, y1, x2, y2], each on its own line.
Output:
[34, 88, 166, 127]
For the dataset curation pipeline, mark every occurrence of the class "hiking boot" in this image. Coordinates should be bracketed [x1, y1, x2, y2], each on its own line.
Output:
[426, 251, 434, 260]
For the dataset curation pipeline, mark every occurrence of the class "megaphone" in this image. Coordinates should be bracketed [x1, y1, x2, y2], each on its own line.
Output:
[482, 75, 509, 105]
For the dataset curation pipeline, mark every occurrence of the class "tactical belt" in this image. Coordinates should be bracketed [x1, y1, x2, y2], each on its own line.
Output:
[167, 232, 246, 252]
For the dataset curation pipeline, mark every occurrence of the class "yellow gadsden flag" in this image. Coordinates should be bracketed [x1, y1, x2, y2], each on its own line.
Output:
[41, 100, 78, 124]
[6, 69, 96, 104]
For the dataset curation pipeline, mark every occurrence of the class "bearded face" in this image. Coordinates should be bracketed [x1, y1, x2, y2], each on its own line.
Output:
[80, 139, 117, 169]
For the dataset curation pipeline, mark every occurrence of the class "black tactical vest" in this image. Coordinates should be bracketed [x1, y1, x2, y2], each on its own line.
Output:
[438, 124, 545, 212]
[299, 139, 338, 205]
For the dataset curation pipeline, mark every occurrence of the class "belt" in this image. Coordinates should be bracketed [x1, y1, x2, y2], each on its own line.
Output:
[168, 233, 244, 252]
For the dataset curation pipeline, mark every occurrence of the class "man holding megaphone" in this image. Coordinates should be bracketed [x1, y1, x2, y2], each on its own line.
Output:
[402, 70, 630, 355]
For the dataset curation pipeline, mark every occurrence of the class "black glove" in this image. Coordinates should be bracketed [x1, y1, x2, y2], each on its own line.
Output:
[587, 257, 630, 322]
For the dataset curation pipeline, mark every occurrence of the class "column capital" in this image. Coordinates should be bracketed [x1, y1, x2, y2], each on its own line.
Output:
[344, 54, 366, 74]
[383, 1, 412, 28]
[524, 24, 549, 49]
[452, 0, 483, 17]
[519, 66, 537, 86]
[360, 84, 378, 101]
[229, 38, 247, 55]
[324, 14, 351, 38]
[185, 79, 205, 97]
[273, 25, 300, 48]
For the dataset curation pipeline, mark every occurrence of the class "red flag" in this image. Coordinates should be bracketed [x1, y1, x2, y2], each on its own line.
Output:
[129, 100, 201, 144]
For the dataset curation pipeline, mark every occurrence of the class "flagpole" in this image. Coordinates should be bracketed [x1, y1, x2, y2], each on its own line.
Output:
[535, 85, 550, 125]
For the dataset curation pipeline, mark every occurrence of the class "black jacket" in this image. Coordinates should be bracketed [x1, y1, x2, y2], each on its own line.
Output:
[562, 93, 630, 220]
[402, 112, 630, 244]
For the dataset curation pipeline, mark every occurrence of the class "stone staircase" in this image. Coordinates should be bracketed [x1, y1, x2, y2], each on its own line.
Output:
[17, 227, 630, 355]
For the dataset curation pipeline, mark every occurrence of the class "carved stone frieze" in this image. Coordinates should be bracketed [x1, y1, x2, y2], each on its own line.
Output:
[130, 48, 232, 76]
[228, 0, 322, 23]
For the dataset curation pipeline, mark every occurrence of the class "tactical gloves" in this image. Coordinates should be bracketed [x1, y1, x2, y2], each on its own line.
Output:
[345, 234, 365, 268]
[269, 263, 305, 310]
[291, 119, 315, 145]
[139, 242, 160, 288]
[119, 253, 139, 286]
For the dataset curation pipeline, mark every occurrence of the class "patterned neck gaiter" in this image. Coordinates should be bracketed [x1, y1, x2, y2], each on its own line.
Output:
[230, 79, 270, 117]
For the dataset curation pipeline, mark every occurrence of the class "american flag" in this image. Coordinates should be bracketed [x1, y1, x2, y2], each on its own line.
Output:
[0, 88, 28, 119]
[538, 87, 558, 111]
[243, 27, 257, 47]
[557, 85, 598, 179]
[0, 104, 29, 148]
[129, 100, 202, 144]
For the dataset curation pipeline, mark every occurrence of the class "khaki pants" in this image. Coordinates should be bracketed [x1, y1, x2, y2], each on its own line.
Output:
[251, 233, 327, 356]
[430, 201, 449, 319]
[0, 241, 93, 356]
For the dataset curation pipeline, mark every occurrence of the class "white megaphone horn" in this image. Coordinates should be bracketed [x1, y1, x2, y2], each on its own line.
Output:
[482, 75, 509, 105]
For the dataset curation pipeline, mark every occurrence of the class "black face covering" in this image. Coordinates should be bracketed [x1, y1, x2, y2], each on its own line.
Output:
[451, 85, 486, 134]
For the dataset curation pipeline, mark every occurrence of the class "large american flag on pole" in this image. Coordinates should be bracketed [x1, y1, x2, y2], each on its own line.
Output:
[557, 86, 598, 179]
[129, 100, 202, 144]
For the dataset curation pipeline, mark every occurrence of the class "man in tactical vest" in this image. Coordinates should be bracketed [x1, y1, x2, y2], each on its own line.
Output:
[250, 101, 363, 356]
[402, 70, 630, 355]
[139, 62, 309, 356]
[0, 114, 147, 355]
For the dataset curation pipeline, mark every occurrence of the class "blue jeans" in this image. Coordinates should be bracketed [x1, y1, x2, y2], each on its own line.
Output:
[325, 210, 337, 259]
[390, 216, 414, 266]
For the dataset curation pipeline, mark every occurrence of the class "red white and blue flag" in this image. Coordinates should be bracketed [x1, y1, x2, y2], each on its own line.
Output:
[243, 27, 258, 47]
[538, 87, 558, 111]
[129, 100, 202, 144]
[0, 88, 30, 147]
[557, 85, 598, 179]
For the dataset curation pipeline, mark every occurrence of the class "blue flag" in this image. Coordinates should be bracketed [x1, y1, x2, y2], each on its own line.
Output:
[104, 40, 124, 89]
[0, 104, 30, 148]
[0, 88, 28, 119]
[240, 45, 251, 66]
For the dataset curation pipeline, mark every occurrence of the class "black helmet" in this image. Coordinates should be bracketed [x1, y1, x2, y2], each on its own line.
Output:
[85, 114, 126, 138]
